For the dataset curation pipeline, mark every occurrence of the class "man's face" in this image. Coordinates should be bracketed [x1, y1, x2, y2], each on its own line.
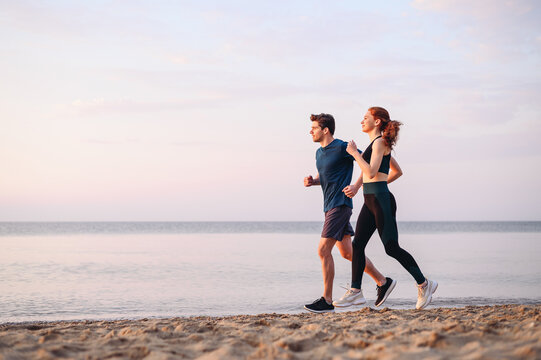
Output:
[310, 122, 325, 142]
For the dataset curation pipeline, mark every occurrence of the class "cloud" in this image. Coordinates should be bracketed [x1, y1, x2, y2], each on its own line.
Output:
[411, 0, 541, 62]
[210, 10, 385, 62]
[1, 1, 170, 40]
[69, 95, 231, 115]
[411, 0, 533, 17]
[83, 138, 141, 145]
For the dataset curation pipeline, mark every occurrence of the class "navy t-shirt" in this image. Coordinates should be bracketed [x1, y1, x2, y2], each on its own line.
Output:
[316, 139, 360, 212]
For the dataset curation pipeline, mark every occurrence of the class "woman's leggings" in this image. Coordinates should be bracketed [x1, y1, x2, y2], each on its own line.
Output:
[351, 181, 425, 289]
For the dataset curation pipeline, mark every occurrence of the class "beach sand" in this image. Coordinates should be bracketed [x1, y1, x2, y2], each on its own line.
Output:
[0, 305, 539, 359]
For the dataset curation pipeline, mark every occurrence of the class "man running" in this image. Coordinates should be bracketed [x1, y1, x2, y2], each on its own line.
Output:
[303, 113, 397, 313]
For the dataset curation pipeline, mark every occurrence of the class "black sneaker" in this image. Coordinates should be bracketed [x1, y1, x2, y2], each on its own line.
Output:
[304, 297, 335, 313]
[375, 277, 397, 307]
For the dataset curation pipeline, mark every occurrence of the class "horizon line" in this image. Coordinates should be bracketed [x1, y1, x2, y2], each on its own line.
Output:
[1, 220, 541, 223]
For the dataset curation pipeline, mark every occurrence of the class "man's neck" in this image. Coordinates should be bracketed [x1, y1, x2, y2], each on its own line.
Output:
[320, 136, 335, 148]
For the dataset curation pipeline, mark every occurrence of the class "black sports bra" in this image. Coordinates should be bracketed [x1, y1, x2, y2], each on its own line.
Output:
[361, 136, 390, 175]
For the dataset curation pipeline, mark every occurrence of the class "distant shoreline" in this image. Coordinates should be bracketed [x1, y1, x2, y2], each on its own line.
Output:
[2, 221, 541, 236]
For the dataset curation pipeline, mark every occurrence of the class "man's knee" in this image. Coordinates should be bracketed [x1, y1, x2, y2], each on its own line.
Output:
[341, 250, 352, 261]
[318, 246, 332, 259]
[318, 239, 334, 259]
[339, 245, 352, 261]
[338, 236, 352, 260]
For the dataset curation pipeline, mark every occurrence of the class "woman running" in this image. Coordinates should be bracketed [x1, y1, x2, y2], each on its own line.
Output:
[335, 107, 437, 309]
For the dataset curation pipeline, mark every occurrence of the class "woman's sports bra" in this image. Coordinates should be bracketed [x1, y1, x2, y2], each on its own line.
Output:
[361, 135, 390, 175]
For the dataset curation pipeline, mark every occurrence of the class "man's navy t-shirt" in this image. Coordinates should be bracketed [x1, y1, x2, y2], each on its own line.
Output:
[316, 139, 360, 212]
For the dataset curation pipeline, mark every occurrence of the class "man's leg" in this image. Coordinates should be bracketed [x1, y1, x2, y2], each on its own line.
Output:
[365, 257, 386, 287]
[318, 237, 337, 303]
[336, 235, 386, 286]
[335, 235, 352, 261]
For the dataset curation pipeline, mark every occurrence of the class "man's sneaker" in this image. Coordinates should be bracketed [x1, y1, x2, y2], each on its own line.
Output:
[416, 279, 438, 309]
[304, 297, 335, 313]
[375, 277, 397, 307]
[332, 289, 366, 307]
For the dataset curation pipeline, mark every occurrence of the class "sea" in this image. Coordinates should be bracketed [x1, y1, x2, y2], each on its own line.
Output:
[1, 222, 540, 323]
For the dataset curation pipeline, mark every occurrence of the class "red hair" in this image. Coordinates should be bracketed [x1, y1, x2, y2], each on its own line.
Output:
[368, 107, 402, 150]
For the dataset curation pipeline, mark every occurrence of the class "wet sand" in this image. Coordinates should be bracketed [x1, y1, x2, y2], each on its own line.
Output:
[0, 305, 539, 359]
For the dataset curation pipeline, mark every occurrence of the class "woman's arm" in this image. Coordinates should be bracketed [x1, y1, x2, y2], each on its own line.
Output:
[387, 156, 403, 184]
[347, 139, 386, 179]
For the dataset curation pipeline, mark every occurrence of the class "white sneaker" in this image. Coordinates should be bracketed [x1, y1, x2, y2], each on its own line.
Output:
[333, 289, 366, 307]
[416, 279, 438, 309]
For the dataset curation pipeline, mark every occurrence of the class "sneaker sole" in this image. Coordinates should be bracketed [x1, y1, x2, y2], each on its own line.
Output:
[416, 281, 438, 310]
[333, 298, 366, 307]
[375, 279, 397, 307]
[303, 305, 335, 313]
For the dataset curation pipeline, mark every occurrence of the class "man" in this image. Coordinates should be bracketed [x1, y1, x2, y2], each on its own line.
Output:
[303, 113, 396, 313]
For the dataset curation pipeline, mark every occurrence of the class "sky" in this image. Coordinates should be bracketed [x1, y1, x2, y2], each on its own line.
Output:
[1, 0, 540, 221]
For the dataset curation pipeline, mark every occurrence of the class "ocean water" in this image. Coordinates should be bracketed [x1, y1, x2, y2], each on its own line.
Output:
[1, 222, 540, 323]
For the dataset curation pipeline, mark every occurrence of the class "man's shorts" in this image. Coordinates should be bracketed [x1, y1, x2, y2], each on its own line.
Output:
[321, 205, 355, 241]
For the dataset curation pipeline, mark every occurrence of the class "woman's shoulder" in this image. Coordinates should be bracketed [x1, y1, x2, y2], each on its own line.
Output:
[373, 137, 391, 152]
[373, 137, 385, 146]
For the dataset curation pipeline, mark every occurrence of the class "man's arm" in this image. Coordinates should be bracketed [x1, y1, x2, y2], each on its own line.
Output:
[343, 173, 363, 198]
[304, 173, 321, 187]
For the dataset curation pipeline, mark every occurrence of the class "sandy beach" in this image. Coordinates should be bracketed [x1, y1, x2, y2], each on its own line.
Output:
[0, 304, 539, 359]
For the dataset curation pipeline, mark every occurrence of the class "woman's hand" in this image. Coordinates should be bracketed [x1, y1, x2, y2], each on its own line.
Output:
[346, 140, 358, 156]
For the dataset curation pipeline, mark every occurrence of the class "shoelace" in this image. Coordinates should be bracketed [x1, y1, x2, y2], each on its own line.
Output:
[339, 283, 362, 298]
[339, 283, 351, 291]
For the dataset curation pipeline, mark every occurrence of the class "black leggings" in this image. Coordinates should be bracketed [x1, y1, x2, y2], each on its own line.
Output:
[351, 182, 425, 289]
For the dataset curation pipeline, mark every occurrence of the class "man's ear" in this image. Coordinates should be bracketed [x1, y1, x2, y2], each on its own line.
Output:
[322, 127, 329, 134]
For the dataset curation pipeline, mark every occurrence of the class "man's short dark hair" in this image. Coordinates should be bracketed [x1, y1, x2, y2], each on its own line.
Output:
[310, 113, 335, 135]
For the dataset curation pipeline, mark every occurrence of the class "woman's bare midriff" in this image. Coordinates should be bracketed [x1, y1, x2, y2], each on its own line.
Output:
[363, 172, 389, 183]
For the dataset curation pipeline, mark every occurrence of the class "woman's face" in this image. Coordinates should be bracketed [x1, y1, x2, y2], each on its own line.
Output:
[361, 111, 377, 133]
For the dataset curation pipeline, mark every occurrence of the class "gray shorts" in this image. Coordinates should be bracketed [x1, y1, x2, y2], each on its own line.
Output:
[321, 205, 355, 241]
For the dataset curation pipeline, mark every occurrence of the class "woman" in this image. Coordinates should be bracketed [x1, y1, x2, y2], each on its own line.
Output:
[337, 107, 437, 309]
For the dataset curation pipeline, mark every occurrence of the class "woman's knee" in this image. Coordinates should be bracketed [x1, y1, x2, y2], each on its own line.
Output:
[384, 242, 401, 257]
[352, 238, 367, 253]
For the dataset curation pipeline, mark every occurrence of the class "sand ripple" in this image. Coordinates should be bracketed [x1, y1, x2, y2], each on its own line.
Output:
[0, 305, 539, 359]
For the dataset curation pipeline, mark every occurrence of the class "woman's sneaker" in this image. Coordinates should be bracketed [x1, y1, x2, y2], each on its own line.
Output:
[304, 297, 335, 313]
[333, 289, 366, 307]
[375, 277, 397, 307]
[416, 279, 438, 309]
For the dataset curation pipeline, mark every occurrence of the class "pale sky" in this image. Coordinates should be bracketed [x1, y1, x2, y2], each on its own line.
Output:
[1, 0, 540, 221]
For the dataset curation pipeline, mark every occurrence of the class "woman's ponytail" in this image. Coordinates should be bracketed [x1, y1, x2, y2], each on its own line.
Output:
[382, 120, 402, 150]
